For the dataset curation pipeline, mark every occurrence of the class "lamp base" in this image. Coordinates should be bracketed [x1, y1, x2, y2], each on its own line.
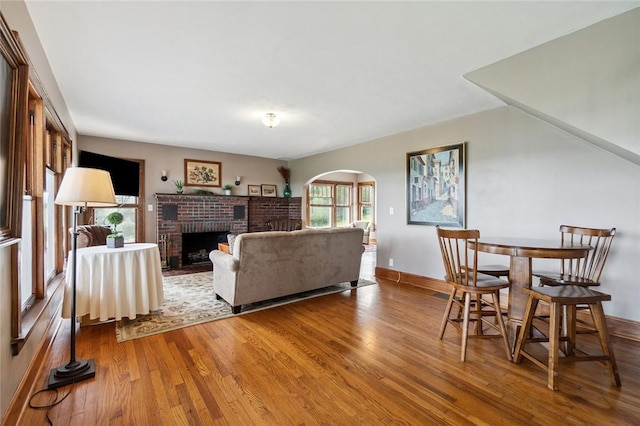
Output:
[47, 359, 95, 389]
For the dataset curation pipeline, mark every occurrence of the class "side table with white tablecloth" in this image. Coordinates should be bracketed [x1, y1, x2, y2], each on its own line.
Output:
[63, 243, 164, 321]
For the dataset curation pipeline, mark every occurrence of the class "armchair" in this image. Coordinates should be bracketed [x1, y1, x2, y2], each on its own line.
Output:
[72, 225, 113, 248]
[350, 220, 371, 244]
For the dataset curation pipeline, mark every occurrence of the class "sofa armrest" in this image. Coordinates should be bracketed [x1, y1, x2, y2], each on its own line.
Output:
[210, 250, 240, 272]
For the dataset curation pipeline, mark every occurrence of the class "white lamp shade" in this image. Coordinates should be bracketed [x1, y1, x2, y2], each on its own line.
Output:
[55, 167, 118, 207]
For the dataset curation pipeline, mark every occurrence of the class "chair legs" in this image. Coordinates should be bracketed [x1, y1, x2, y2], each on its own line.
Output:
[461, 293, 471, 362]
[439, 289, 512, 362]
[438, 287, 457, 340]
[490, 292, 513, 361]
[591, 302, 622, 387]
[514, 294, 621, 390]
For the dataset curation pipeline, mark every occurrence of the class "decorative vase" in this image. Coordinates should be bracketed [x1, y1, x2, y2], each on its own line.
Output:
[224, 189, 231, 195]
[283, 182, 292, 198]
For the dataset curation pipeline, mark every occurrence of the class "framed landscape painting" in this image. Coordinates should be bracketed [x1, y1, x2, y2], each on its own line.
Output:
[406, 142, 466, 227]
[184, 159, 221, 187]
[261, 184, 277, 197]
[248, 185, 261, 196]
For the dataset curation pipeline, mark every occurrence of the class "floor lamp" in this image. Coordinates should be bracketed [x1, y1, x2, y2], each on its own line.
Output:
[49, 167, 117, 389]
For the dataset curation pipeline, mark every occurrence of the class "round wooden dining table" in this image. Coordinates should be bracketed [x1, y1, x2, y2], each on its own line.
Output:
[472, 237, 592, 350]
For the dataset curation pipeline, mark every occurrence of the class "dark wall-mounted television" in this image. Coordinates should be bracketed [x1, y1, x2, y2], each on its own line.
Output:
[79, 150, 140, 197]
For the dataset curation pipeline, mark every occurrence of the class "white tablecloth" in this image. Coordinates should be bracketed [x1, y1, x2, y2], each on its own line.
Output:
[63, 243, 164, 321]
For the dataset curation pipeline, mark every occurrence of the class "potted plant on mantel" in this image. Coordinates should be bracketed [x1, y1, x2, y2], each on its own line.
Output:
[105, 211, 124, 248]
[173, 180, 184, 194]
[222, 184, 233, 195]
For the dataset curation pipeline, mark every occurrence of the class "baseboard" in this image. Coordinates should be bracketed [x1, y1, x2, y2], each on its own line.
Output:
[375, 267, 450, 293]
[374, 266, 640, 342]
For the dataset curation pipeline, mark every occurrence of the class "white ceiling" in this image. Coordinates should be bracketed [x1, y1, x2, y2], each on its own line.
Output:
[24, 1, 639, 160]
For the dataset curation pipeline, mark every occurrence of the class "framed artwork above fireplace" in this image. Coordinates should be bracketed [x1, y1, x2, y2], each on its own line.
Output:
[184, 159, 221, 187]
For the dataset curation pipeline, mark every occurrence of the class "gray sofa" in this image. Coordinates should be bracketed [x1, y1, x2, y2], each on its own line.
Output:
[209, 227, 365, 313]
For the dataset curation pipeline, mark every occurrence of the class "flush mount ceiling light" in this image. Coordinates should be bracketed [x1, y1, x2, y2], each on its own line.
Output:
[262, 113, 280, 128]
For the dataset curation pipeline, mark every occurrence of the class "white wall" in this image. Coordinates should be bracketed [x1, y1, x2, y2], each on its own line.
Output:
[465, 8, 640, 161]
[291, 106, 640, 321]
[80, 135, 290, 242]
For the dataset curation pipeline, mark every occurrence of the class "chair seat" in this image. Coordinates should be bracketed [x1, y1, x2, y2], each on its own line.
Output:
[477, 264, 510, 277]
[534, 271, 599, 287]
[523, 285, 611, 304]
[515, 284, 620, 390]
[450, 272, 510, 292]
[475, 274, 510, 291]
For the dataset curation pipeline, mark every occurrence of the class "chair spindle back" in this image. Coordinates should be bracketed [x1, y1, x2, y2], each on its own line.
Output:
[559, 225, 616, 283]
[436, 227, 480, 287]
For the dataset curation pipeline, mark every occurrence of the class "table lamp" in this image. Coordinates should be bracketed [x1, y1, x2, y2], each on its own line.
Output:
[49, 167, 117, 389]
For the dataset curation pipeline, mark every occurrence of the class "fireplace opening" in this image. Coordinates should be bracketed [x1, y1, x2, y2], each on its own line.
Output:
[182, 231, 229, 265]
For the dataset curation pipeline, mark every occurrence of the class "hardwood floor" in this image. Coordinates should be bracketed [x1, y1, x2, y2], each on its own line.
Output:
[17, 275, 640, 425]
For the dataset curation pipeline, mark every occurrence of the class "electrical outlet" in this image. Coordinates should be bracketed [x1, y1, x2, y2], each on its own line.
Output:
[389, 207, 394, 215]
[389, 258, 394, 267]
[147, 204, 154, 212]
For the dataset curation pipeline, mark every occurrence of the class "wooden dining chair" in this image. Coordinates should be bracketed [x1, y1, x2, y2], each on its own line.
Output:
[534, 225, 615, 287]
[514, 285, 621, 391]
[436, 227, 512, 362]
[533, 225, 616, 346]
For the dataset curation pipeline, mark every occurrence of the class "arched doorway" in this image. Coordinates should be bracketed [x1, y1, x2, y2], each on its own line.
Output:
[303, 170, 376, 280]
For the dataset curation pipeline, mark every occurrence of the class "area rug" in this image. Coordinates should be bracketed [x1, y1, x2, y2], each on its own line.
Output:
[115, 272, 376, 342]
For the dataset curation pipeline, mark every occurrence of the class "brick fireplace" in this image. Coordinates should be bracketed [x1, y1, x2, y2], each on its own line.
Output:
[155, 193, 301, 268]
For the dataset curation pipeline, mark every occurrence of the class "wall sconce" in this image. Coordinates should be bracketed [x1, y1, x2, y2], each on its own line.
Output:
[235, 176, 241, 186]
[161, 170, 168, 182]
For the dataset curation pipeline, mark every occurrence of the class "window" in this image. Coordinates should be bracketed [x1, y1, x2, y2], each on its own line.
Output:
[307, 181, 352, 228]
[89, 158, 145, 243]
[308, 183, 332, 227]
[43, 168, 56, 282]
[20, 196, 34, 312]
[358, 182, 375, 223]
[335, 184, 351, 227]
[6, 20, 75, 354]
[94, 195, 139, 243]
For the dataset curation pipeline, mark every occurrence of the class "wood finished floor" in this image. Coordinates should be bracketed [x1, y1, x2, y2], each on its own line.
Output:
[19, 276, 640, 425]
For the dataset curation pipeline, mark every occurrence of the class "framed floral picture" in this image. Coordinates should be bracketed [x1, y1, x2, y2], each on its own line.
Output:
[406, 142, 466, 227]
[248, 184, 261, 196]
[261, 184, 277, 197]
[184, 159, 221, 187]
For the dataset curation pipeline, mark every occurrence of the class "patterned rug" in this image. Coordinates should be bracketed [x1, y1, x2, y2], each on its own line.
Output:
[115, 272, 376, 342]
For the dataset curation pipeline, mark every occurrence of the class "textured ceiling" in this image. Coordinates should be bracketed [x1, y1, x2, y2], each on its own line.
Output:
[24, 1, 639, 160]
